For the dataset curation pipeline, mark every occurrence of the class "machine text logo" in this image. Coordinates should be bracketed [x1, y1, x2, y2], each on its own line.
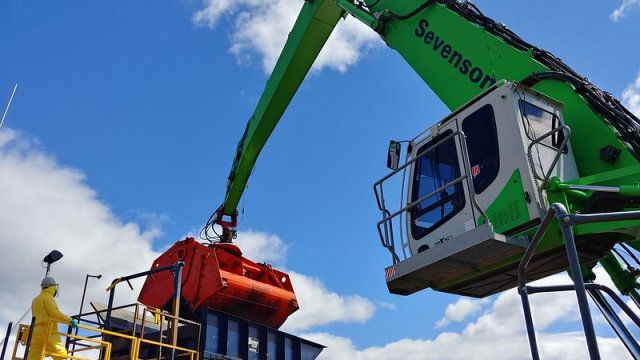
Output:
[415, 19, 496, 90]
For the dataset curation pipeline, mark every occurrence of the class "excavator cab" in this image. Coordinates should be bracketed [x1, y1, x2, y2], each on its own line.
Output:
[375, 81, 580, 297]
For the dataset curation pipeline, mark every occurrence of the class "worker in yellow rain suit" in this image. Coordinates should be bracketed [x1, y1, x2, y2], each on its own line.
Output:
[28, 277, 78, 360]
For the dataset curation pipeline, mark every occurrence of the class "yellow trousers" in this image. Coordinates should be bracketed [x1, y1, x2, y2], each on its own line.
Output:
[27, 324, 68, 360]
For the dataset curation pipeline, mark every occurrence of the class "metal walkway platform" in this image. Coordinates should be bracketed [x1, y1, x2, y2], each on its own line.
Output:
[385, 224, 528, 296]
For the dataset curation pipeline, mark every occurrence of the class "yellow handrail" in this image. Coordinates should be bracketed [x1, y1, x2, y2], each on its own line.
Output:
[14, 319, 199, 360]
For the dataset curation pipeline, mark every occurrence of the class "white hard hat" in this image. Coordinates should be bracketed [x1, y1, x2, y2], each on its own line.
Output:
[41, 277, 57, 287]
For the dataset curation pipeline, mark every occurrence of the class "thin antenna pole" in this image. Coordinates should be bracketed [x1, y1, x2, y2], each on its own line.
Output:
[0, 84, 18, 129]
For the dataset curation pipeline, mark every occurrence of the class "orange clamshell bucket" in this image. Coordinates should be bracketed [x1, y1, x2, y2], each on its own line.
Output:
[138, 237, 298, 329]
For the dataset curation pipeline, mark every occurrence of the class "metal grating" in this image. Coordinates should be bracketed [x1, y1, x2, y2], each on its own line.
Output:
[386, 224, 527, 296]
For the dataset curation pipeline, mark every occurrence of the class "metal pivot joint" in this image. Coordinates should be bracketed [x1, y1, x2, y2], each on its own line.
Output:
[215, 206, 238, 243]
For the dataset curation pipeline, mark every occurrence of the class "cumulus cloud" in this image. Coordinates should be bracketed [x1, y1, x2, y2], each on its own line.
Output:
[306, 330, 629, 360]
[0, 130, 377, 352]
[234, 230, 377, 332]
[610, 0, 640, 21]
[0, 129, 162, 315]
[282, 272, 375, 332]
[233, 229, 289, 267]
[435, 298, 488, 328]
[2, 127, 634, 359]
[622, 72, 640, 117]
[0, 129, 162, 353]
[209, 228, 377, 332]
[304, 273, 631, 360]
[192, 0, 381, 73]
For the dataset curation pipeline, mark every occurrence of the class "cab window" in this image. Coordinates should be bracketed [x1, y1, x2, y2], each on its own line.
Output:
[462, 104, 500, 194]
[518, 100, 564, 150]
[410, 130, 465, 240]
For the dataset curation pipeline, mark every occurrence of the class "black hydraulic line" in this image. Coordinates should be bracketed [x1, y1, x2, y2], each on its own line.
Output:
[0, 322, 12, 360]
[378, 0, 640, 160]
[613, 247, 635, 269]
[621, 242, 640, 266]
[589, 283, 640, 329]
[381, 0, 437, 21]
[525, 71, 640, 155]
[22, 317, 35, 360]
[445, 2, 640, 160]
[366, 0, 381, 8]
[587, 287, 640, 359]
[627, 287, 640, 311]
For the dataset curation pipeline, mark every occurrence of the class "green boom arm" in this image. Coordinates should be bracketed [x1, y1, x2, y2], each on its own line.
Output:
[216, 0, 640, 298]
[219, 0, 344, 220]
[220, 0, 640, 221]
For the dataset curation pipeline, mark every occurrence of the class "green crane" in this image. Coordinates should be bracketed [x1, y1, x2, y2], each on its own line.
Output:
[207, 1, 640, 357]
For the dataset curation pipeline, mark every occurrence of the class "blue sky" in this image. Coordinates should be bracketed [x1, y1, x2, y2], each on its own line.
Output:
[1, 0, 640, 359]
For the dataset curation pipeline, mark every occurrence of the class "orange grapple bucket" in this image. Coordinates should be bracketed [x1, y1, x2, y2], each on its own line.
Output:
[138, 237, 298, 329]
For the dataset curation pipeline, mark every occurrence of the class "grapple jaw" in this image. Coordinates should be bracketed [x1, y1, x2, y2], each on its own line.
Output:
[138, 237, 298, 329]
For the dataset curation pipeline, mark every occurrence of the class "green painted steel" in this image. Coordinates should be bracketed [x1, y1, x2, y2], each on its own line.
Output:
[221, 0, 344, 215]
[223, 0, 639, 217]
[477, 170, 530, 234]
[600, 253, 640, 298]
[220, 0, 640, 297]
[359, 0, 640, 294]
[365, 0, 636, 177]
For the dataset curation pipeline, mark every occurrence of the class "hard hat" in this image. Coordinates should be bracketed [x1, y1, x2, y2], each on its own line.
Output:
[41, 276, 58, 287]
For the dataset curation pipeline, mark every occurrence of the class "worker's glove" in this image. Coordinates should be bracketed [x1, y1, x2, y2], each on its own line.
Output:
[70, 319, 78, 329]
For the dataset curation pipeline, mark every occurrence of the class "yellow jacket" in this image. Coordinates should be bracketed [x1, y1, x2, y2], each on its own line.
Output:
[28, 286, 72, 360]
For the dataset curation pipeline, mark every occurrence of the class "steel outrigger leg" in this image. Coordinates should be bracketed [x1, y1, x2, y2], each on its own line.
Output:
[518, 203, 601, 360]
[519, 202, 640, 359]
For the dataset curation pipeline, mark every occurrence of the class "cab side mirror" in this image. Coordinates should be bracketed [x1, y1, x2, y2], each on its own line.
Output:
[387, 140, 401, 170]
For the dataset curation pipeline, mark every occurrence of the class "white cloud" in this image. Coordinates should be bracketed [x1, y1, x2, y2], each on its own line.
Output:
[304, 330, 632, 360]
[435, 297, 488, 328]
[191, 0, 257, 28]
[234, 229, 288, 267]
[304, 274, 631, 359]
[192, 0, 381, 73]
[0, 129, 162, 313]
[3, 128, 635, 359]
[236, 230, 377, 332]
[622, 72, 640, 117]
[202, 227, 376, 332]
[377, 301, 396, 310]
[610, 0, 640, 21]
[0, 129, 162, 353]
[0, 130, 376, 351]
[282, 272, 375, 332]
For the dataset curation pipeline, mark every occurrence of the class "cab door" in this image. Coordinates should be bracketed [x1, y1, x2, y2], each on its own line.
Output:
[406, 122, 477, 255]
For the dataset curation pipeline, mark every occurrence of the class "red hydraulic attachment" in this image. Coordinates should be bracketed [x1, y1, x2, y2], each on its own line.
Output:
[215, 206, 237, 243]
[138, 237, 298, 329]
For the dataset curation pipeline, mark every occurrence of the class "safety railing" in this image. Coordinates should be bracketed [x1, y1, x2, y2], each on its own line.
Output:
[12, 318, 199, 360]
[373, 129, 488, 264]
[74, 302, 200, 360]
[9, 323, 30, 360]
[138, 307, 201, 360]
[525, 124, 572, 206]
